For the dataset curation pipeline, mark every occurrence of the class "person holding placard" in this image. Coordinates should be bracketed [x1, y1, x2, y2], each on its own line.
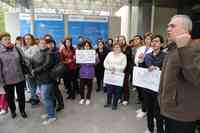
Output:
[141, 35, 166, 133]
[103, 43, 127, 110]
[79, 41, 98, 105]
[134, 34, 153, 119]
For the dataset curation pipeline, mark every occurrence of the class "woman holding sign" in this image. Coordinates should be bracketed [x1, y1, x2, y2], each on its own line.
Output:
[79, 41, 98, 105]
[103, 43, 127, 110]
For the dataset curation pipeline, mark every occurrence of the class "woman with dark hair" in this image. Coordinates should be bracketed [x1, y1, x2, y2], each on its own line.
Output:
[15, 36, 28, 52]
[60, 36, 77, 100]
[106, 38, 113, 52]
[43, 34, 53, 41]
[31, 38, 56, 125]
[95, 40, 109, 92]
[79, 40, 98, 105]
[0, 32, 27, 119]
[141, 35, 165, 133]
[45, 38, 64, 112]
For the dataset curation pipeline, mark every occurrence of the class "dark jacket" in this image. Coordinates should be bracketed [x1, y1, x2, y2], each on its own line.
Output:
[144, 51, 166, 70]
[31, 48, 54, 84]
[122, 46, 132, 73]
[159, 39, 200, 122]
[95, 48, 109, 78]
[140, 51, 166, 95]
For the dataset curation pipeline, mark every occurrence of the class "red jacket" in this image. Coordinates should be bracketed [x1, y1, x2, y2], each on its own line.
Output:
[60, 47, 77, 70]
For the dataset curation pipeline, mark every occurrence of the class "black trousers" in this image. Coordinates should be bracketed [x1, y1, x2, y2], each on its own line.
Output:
[80, 79, 93, 99]
[164, 117, 196, 133]
[96, 76, 103, 90]
[4, 81, 26, 114]
[53, 81, 64, 107]
[196, 120, 200, 133]
[143, 91, 164, 133]
[122, 72, 130, 101]
[136, 86, 146, 112]
[95, 68, 104, 91]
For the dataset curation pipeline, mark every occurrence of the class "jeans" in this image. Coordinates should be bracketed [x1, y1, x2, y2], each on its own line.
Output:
[53, 80, 64, 107]
[106, 84, 122, 108]
[27, 78, 38, 100]
[38, 83, 56, 118]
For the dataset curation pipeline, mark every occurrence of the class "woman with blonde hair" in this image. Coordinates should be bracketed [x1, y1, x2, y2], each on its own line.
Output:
[104, 42, 127, 110]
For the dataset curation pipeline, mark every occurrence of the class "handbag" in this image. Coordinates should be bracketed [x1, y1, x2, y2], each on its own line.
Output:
[15, 47, 30, 75]
[50, 62, 68, 79]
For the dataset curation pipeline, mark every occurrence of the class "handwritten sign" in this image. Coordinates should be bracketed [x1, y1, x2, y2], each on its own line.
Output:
[103, 70, 125, 87]
[76, 50, 96, 64]
[132, 67, 161, 92]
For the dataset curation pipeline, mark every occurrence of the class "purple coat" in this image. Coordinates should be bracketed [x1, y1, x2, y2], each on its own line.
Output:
[79, 64, 95, 79]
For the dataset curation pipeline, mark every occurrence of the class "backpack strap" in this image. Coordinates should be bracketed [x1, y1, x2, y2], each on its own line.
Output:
[0, 58, 6, 84]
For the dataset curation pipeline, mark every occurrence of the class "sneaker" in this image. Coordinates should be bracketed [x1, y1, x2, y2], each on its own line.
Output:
[11, 112, 17, 119]
[132, 87, 136, 91]
[118, 99, 121, 104]
[0, 110, 7, 115]
[85, 99, 90, 105]
[112, 106, 117, 110]
[56, 106, 64, 112]
[136, 108, 142, 113]
[104, 104, 111, 108]
[42, 117, 56, 125]
[40, 114, 48, 119]
[79, 99, 85, 105]
[96, 88, 100, 92]
[122, 101, 128, 105]
[144, 129, 153, 133]
[136, 111, 146, 119]
[20, 112, 27, 118]
[31, 99, 40, 106]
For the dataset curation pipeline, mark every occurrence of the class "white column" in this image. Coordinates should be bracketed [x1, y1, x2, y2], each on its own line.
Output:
[127, 0, 133, 41]
[4, 13, 20, 42]
[151, 0, 155, 32]
[131, 0, 140, 36]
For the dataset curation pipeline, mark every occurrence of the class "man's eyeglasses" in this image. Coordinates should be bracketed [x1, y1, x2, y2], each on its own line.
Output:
[168, 24, 176, 28]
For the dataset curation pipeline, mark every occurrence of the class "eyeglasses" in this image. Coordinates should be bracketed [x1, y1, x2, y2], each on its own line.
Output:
[25, 38, 32, 40]
[151, 40, 160, 43]
[168, 24, 176, 28]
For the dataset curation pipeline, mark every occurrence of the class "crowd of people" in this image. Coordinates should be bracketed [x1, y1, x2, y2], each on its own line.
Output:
[0, 14, 200, 133]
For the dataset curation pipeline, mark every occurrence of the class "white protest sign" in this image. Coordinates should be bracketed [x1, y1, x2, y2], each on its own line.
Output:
[132, 67, 161, 92]
[103, 70, 125, 87]
[76, 50, 96, 64]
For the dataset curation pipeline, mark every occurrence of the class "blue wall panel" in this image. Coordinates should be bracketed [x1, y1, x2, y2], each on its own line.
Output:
[34, 20, 65, 43]
[68, 21, 108, 46]
[20, 20, 31, 36]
